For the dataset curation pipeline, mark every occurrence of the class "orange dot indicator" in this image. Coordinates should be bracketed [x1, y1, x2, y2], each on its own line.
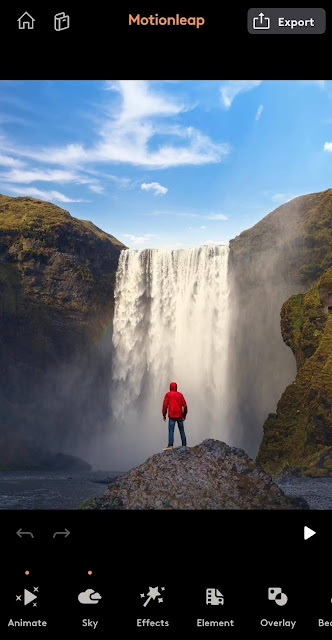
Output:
[25, 571, 29, 575]
[88, 571, 92, 575]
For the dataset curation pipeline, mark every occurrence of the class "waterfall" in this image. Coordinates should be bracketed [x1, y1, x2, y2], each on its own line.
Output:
[109, 244, 230, 469]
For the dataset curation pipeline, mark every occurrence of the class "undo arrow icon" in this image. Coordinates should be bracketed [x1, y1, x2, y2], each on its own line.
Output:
[16, 529, 34, 538]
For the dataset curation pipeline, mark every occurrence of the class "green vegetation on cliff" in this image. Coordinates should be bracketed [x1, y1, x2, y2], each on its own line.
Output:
[257, 267, 332, 477]
[228, 188, 332, 461]
[0, 194, 127, 470]
[0, 194, 126, 315]
[229, 188, 332, 289]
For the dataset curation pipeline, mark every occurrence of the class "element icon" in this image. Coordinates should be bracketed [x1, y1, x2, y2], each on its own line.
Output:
[206, 588, 224, 605]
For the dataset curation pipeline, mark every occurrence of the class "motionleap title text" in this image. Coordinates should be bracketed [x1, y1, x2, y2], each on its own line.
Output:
[129, 14, 206, 29]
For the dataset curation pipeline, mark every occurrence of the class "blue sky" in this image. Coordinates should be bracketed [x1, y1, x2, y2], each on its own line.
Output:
[1, 80, 332, 248]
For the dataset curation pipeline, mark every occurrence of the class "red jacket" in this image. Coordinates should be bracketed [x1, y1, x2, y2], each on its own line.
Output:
[162, 382, 188, 419]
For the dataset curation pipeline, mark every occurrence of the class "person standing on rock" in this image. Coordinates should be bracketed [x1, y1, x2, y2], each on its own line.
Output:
[162, 381, 188, 451]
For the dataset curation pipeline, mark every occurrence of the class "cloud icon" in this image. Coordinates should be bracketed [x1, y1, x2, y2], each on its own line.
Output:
[78, 589, 102, 604]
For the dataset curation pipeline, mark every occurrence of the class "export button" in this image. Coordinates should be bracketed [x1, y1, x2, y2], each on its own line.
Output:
[248, 8, 326, 34]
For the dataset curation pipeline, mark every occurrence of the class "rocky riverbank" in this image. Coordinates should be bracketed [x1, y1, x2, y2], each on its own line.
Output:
[82, 439, 309, 510]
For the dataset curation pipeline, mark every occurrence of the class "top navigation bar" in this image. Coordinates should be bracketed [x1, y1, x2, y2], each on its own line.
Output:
[9, 8, 328, 34]
[1, 5, 330, 78]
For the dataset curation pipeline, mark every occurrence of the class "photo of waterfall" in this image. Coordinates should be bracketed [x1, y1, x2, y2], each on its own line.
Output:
[1, 79, 332, 509]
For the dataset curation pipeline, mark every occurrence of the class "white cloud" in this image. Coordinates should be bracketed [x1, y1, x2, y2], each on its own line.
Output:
[0, 168, 91, 184]
[220, 81, 262, 109]
[205, 213, 228, 220]
[141, 182, 168, 196]
[2, 81, 229, 169]
[255, 105, 264, 121]
[105, 80, 184, 123]
[272, 192, 300, 204]
[324, 142, 332, 152]
[89, 184, 104, 194]
[200, 225, 206, 229]
[301, 80, 327, 90]
[123, 232, 157, 245]
[1, 185, 86, 203]
[0, 153, 23, 167]
[107, 175, 135, 189]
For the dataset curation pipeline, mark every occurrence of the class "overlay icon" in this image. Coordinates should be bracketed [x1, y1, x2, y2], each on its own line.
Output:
[268, 587, 288, 607]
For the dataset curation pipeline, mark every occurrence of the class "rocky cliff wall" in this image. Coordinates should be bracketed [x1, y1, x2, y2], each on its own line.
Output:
[257, 267, 332, 477]
[228, 188, 332, 457]
[0, 194, 126, 469]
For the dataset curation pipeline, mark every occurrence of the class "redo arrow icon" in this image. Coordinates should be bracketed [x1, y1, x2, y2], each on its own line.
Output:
[304, 526, 316, 541]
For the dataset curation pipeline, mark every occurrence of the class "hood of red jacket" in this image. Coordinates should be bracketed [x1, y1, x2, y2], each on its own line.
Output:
[170, 382, 177, 391]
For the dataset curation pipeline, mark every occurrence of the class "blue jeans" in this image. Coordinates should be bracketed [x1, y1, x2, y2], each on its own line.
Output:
[168, 418, 187, 446]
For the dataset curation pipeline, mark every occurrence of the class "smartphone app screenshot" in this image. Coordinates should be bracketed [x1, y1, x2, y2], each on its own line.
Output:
[0, 4, 331, 636]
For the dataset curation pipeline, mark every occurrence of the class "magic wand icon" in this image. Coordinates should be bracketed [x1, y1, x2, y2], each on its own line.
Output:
[141, 586, 165, 606]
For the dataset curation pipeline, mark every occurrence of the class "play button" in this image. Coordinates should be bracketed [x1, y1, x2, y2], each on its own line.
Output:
[24, 589, 37, 605]
[304, 526, 316, 540]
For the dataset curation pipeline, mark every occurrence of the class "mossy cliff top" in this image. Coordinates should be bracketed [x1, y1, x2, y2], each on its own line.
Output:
[0, 194, 124, 244]
[0, 194, 126, 318]
[257, 267, 332, 478]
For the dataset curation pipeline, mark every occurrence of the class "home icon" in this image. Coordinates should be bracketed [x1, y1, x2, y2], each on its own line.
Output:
[17, 12, 35, 30]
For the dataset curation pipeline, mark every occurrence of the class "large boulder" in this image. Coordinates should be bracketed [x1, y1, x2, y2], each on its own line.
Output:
[83, 439, 308, 510]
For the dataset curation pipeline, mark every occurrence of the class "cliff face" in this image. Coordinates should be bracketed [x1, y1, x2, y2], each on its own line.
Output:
[0, 194, 126, 469]
[228, 188, 332, 458]
[256, 267, 332, 477]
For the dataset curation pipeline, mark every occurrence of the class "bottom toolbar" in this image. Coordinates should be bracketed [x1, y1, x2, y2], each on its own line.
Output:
[1, 511, 331, 635]
[4, 572, 332, 634]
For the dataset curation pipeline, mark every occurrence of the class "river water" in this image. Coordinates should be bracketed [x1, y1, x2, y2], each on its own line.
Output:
[0, 471, 332, 510]
[0, 471, 120, 510]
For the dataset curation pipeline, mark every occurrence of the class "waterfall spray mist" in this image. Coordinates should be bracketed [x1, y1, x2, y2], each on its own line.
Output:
[106, 244, 230, 469]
